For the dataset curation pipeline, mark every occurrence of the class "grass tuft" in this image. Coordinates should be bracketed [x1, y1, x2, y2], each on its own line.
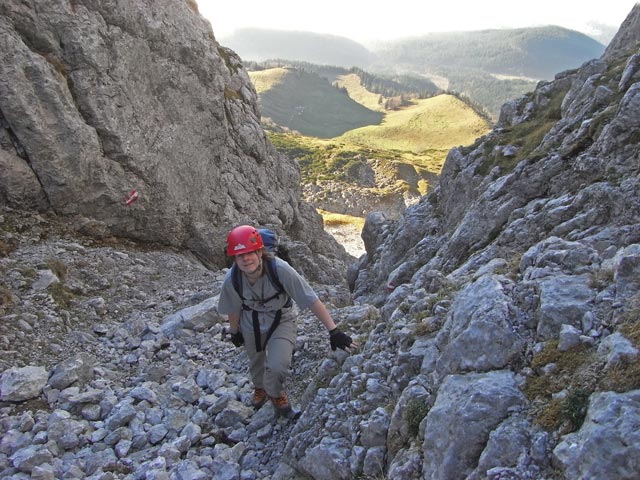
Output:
[0, 238, 17, 257]
[318, 210, 365, 229]
[46, 258, 67, 282]
[477, 85, 569, 176]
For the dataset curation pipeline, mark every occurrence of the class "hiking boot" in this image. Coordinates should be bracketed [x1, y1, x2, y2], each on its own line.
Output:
[252, 388, 268, 408]
[270, 393, 301, 420]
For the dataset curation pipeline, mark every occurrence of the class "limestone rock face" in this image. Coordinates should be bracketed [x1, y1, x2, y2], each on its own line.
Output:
[0, 0, 349, 278]
[353, 3, 640, 300]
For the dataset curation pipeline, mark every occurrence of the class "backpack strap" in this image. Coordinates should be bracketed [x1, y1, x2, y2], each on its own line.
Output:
[232, 258, 291, 353]
[252, 308, 282, 352]
[264, 258, 285, 298]
[230, 263, 243, 300]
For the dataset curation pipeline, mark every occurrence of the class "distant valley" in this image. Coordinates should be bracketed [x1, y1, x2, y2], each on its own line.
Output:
[223, 26, 606, 120]
[224, 25, 606, 226]
[249, 65, 491, 221]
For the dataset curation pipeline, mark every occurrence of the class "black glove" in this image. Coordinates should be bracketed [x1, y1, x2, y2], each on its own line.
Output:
[230, 331, 244, 347]
[329, 327, 352, 351]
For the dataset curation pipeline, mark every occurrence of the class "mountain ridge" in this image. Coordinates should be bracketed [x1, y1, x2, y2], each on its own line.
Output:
[226, 25, 606, 119]
[221, 27, 375, 67]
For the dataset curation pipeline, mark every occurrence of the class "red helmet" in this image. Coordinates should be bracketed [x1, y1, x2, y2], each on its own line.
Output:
[226, 225, 264, 256]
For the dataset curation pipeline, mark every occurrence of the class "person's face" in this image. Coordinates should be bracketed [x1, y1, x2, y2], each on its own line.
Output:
[235, 249, 262, 274]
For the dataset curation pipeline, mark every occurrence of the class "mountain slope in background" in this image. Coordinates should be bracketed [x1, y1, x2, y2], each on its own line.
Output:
[374, 26, 606, 80]
[250, 67, 384, 138]
[338, 94, 489, 155]
[221, 28, 374, 67]
[225, 26, 607, 120]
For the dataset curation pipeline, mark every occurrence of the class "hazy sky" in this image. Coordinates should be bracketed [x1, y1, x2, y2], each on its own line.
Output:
[197, 0, 638, 44]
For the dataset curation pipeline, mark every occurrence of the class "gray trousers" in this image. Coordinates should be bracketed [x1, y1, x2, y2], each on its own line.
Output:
[241, 314, 297, 398]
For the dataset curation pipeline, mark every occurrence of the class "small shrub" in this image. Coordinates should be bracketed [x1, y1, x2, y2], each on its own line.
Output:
[534, 397, 563, 431]
[406, 399, 430, 436]
[598, 319, 640, 392]
[19, 267, 37, 283]
[413, 318, 440, 337]
[492, 250, 524, 280]
[620, 294, 640, 325]
[48, 282, 74, 308]
[351, 381, 367, 399]
[534, 388, 591, 434]
[599, 359, 640, 393]
[319, 210, 365, 230]
[477, 85, 570, 176]
[0, 283, 14, 313]
[588, 106, 617, 140]
[424, 283, 458, 312]
[217, 47, 239, 75]
[561, 388, 590, 431]
[589, 266, 616, 289]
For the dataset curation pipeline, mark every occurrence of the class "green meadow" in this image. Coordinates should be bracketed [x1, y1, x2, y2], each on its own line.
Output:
[250, 67, 492, 226]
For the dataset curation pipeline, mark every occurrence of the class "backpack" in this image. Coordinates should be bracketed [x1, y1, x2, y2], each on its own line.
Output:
[229, 227, 291, 352]
[257, 228, 279, 253]
[256, 227, 293, 265]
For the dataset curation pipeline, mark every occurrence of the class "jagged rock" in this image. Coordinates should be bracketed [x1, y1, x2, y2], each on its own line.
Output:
[47, 353, 96, 390]
[303, 180, 410, 218]
[597, 332, 639, 368]
[387, 383, 431, 459]
[469, 414, 551, 479]
[0, 0, 349, 279]
[387, 445, 423, 480]
[161, 296, 221, 337]
[535, 274, 595, 340]
[422, 371, 527, 480]
[558, 324, 583, 351]
[30, 270, 59, 292]
[298, 437, 352, 480]
[434, 275, 525, 375]
[0, 147, 48, 210]
[9, 445, 53, 474]
[553, 390, 640, 478]
[614, 243, 640, 300]
[0, 366, 48, 402]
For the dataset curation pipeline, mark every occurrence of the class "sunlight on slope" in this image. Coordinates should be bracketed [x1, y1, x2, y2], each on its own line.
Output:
[249, 67, 289, 93]
[334, 73, 387, 112]
[338, 94, 490, 153]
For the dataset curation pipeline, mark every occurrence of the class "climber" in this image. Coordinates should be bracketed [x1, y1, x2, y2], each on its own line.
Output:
[217, 225, 357, 419]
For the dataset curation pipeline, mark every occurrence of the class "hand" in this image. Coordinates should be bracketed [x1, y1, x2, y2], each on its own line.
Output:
[329, 327, 356, 352]
[230, 331, 244, 347]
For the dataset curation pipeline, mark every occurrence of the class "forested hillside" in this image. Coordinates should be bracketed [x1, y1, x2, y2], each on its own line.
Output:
[372, 26, 605, 79]
[221, 28, 374, 67]
[246, 60, 441, 100]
